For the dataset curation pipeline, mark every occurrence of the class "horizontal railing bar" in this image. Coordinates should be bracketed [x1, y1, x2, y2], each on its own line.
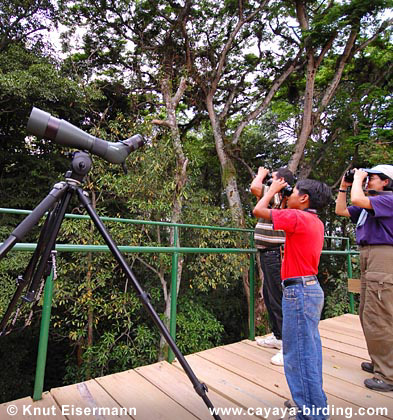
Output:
[322, 250, 359, 255]
[1, 243, 257, 254]
[324, 236, 350, 240]
[1, 243, 359, 255]
[0, 208, 254, 233]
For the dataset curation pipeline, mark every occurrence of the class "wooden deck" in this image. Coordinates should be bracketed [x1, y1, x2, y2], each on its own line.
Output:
[1, 314, 392, 419]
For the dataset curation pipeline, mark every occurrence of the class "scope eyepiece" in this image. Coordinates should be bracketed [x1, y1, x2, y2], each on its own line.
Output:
[27, 107, 145, 164]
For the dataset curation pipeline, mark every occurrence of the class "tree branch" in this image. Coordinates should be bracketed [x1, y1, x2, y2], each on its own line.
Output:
[151, 119, 172, 128]
[172, 76, 188, 107]
[210, 0, 269, 96]
[353, 18, 393, 55]
[232, 48, 303, 145]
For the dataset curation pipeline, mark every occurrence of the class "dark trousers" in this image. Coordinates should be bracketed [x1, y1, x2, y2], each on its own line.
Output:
[259, 248, 283, 340]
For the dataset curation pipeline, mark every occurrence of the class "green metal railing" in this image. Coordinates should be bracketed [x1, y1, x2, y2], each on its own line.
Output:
[0, 207, 257, 400]
[33, 264, 55, 401]
[0, 208, 358, 400]
[322, 235, 359, 314]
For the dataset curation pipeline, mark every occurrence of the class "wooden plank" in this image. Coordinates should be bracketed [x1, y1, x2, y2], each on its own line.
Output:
[234, 339, 370, 383]
[135, 361, 254, 420]
[0, 393, 65, 420]
[254, 326, 368, 360]
[95, 369, 198, 420]
[214, 343, 393, 419]
[342, 313, 362, 321]
[323, 348, 392, 400]
[319, 320, 365, 340]
[333, 313, 363, 328]
[50, 378, 133, 420]
[4, 315, 392, 420]
[244, 339, 393, 404]
[318, 327, 367, 349]
[321, 336, 370, 359]
[173, 353, 288, 416]
[197, 346, 289, 397]
[198, 347, 291, 399]
[320, 317, 363, 334]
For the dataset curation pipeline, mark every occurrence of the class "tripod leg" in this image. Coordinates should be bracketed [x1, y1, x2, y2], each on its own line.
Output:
[0, 185, 73, 335]
[0, 212, 56, 335]
[0, 182, 68, 259]
[76, 188, 221, 420]
[23, 189, 73, 302]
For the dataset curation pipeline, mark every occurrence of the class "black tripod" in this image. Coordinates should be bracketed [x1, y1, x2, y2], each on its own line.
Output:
[0, 151, 221, 420]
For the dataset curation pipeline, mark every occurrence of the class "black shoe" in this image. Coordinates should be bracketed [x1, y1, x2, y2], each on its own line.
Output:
[364, 377, 393, 392]
[280, 401, 297, 420]
[284, 399, 297, 409]
[361, 361, 374, 373]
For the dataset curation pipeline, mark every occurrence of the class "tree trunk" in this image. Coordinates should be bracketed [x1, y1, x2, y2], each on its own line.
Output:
[205, 94, 255, 327]
[288, 52, 316, 174]
[158, 256, 184, 361]
[153, 76, 189, 360]
[206, 96, 245, 226]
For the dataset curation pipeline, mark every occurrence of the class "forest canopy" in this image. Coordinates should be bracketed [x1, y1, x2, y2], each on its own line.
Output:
[0, 0, 392, 403]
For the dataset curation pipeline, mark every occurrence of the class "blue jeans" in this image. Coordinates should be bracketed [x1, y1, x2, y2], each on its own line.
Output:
[282, 276, 328, 420]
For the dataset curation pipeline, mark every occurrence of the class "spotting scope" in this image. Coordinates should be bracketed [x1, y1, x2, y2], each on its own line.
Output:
[27, 107, 145, 164]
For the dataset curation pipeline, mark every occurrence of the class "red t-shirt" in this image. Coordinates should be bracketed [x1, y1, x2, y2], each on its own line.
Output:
[271, 209, 324, 280]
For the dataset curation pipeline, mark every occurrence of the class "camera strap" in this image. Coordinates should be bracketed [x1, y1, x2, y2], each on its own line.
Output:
[357, 209, 368, 228]
[302, 208, 317, 214]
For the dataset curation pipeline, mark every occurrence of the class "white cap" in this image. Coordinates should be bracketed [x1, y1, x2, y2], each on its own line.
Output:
[364, 164, 393, 180]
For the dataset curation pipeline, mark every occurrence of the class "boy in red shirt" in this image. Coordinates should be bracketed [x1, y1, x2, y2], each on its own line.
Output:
[253, 178, 331, 420]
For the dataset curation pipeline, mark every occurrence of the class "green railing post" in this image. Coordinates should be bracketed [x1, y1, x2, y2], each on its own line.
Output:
[346, 239, 355, 314]
[249, 233, 255, 340]
[33, 258, 55, 401]
[168, 226, 179, 363]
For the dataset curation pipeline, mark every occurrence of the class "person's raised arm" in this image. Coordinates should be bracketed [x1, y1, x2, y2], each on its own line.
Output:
[250, 167, 269, 199]
[335, 176, 351, 217]
[253, 179, 286, 220]
[351, 169, 372, 209]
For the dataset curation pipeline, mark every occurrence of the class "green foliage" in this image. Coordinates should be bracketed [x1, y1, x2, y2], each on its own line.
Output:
[0, 325, 38, 403]
[1, 0, 392, 404]
[50, 242, 161, 384]
[186, 230, 249, 292]
[320, 251, 361, 319]
[0, 41, 101, 213]
[0, 252, 32, 319]
[0, 0, 57, 53]
[64, 325, 158, 383]
[323, 270, 359, 319]
[301, 37, 393, 185]
[175, 297, 225, 355]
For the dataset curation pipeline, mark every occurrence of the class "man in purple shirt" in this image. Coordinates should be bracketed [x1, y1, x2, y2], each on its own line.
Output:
[336, 164, 393, 392]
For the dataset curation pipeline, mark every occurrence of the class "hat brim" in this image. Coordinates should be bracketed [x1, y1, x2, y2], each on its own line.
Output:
[363, 168, 384, 174]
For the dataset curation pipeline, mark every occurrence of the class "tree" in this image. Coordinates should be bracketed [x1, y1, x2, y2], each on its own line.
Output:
[172, 1, 303, 320]
[0, 0, 56, 52]
[58, 0, 199, 359]
[2, 0, 392, 397]
[285, 0, 393, 175]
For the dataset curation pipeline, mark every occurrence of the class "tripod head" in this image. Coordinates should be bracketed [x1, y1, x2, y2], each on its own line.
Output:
[27, 107, 145, 166]
[66, 151, 93, 184]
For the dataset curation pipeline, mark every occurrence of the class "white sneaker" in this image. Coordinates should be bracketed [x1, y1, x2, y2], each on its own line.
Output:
[271, 349, 284, 366]
[256, 334, 282, 349]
